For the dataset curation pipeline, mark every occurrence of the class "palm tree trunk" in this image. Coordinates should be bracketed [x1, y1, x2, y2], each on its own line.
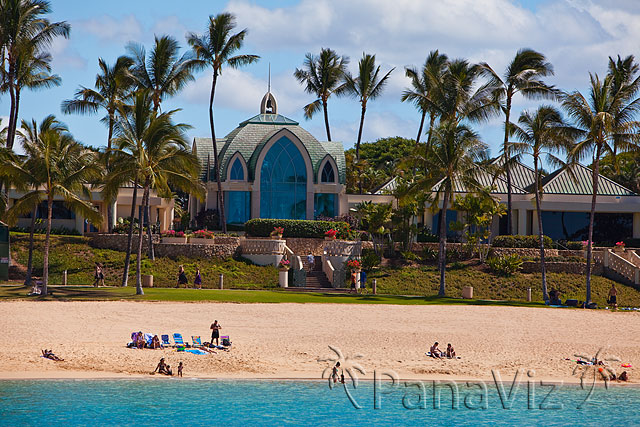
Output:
[415, 111, 426, 146]
[106, 115, 114, 233]
[209, 71, 227, 233]
[135, 183, 150, 295]
[503, 95, 513, 235]
[322, 98, 332, 141]
[534, 159, 548, 301]
[146, 197, 155, 260]
[6, 59, 17, 150]
[356, 104, 366, 194]
[42, 196, 53, 295]
[121, 181, 138, 287]
[425, 113, 436, 152]
[438, 190, 450, 297]
[24, 205, 37, 287]
[585, 145, 602, 304]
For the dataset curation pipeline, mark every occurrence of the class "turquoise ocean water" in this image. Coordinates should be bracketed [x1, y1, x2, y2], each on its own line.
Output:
[1, 379, 638, 426]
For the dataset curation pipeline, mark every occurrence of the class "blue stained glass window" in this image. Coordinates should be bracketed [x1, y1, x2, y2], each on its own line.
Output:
[314, 193, 336, 218]
[321, 161, 335, 183]
[225, 191, 250, 224]
[230, 158, 244, 180]
[260, 137, 307, 219]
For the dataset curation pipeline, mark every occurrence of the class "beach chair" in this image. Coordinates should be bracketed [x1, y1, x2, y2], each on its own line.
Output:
[191, 336, 203, 348]
[221, 335, 232, 348]
[161, 335, 171, 347]
[173, 333, 187, 349]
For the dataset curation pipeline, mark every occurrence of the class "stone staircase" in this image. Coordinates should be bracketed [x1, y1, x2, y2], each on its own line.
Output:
[595, 248, 640, 288]
[287, 255, 336, 291]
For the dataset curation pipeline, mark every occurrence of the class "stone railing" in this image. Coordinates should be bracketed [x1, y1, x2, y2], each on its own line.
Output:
[605, 249, 640, 285]
[240, 238, 286, 255]
[324, 240, 361, 257]
[323, 257, 334, 285]
[623, 249, 640, 267]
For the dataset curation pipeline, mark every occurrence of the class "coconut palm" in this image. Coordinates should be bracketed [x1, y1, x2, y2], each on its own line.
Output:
[562, 66, 640, 303]
[187, 12, 259, 234]
[111, 91, 203, 295]
[401, 50, 448, 149]
[7, 118, 101, 294]
[0, 0, 69, 150]
[479, 49, 556, 235]
[410, 120, 487, 296]
[509, 106, 578, 301]
[343, 53, 394, 166]
[61, 56, 134, 232]
[294, 48, 349, 141]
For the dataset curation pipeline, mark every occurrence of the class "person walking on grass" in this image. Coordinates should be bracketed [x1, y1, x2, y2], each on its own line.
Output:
[177, 265, 188, 288]
[194, 267, 202, 290]
[210, 320, 221, 346]
[93, 263, 104, 287]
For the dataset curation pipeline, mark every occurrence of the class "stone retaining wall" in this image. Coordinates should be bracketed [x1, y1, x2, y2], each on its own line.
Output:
[154, 243, 239, 259]
[89, 233, 159, 252]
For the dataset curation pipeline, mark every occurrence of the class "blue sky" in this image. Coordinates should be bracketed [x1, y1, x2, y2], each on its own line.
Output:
[3, 0, 640, 163]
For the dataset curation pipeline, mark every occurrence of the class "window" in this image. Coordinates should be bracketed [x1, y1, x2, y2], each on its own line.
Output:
[22, 201, 76, 220]
[314, 193, 336, 218]
[540, 211, 632, 243]
[260, 137, 307, 219]
[230, 158, 245, 181]
[225, 191, 250, 224]
[320, 161, 335, 183]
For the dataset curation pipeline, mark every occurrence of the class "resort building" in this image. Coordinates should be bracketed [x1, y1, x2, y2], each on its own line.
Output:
[375, 159, 640, 242]
[7, 185, 175, 235]
[189, 91, 349, 224]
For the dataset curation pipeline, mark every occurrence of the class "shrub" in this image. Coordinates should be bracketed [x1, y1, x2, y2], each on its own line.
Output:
[563, 241, 585, 250]
[245, 219, 351, 239]
[191, 230, 214, 239]
[9, 226, 81, 236]
[361, 249, 381, 270]
[194, 209, 219, 230]
[487, 254, 523, 277]
[421, 246, 438, 261]
[492, 235, 552, 248]
[401, 251, 420, 262]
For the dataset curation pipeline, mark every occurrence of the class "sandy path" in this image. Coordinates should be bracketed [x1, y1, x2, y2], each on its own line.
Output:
[1, 301, 639, 383]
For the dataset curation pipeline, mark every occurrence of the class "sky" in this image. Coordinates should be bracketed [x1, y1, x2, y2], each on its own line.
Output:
[3, 0, 640, 163]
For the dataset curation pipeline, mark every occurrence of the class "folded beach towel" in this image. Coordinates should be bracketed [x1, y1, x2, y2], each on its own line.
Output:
[185, 349, 207, 355]
[144, 333, 153, 344]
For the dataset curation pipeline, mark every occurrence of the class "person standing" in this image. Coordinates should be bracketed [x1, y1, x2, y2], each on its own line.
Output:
[609, 284, 618, 309]
[177, 265, 188, 288]
[306, 253, 315, 271]
[210, 320, 221, 346]
[359, 270, 367, 293]
[194, 267, 202, 290]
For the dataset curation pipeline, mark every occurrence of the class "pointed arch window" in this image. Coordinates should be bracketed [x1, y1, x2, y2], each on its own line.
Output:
[230, 158, 245, 181]
[321, 161, 335, 183]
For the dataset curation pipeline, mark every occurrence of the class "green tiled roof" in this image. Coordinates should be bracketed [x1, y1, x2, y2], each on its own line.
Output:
[536, 164, 637, 196]
[433, 165, 528, 194]
[491, 156, 537, 190]
[193, 113, 346, 184]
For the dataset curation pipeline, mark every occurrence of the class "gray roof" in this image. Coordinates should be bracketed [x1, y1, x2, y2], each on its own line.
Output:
[193, 113, 346, 184]
[432, 165, 528, 194]
[537, 163, 637, 196]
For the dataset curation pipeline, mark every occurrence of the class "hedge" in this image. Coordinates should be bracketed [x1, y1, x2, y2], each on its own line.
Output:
[492, 235, 553, 248]
[245, 219, 351, 238]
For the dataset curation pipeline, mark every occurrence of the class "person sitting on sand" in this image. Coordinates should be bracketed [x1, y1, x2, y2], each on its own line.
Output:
[136, 332, 145, 349]
[151, 335, 161, 349]
[430, 342, 442, 358]
[178, 362, 183, 377]
[154, 358, 167, 374]
[446, 343, 456, 358]
[165, 364, 173, 376]
[619, 371, 629, 382]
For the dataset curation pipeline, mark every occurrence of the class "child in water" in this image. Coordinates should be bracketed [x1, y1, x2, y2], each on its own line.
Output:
[178, 362, 183, 377]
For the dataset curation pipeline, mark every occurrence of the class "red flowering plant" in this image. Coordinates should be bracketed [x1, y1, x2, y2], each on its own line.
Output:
[346, 259, 361, 271]
[615, 241, 625, 248]
[325, 229, 338, 239]
[270, 226, 285, 237]
[278, 259, 291, 269]
[161, 230, 185, 238]
[192, 230, 215, 239]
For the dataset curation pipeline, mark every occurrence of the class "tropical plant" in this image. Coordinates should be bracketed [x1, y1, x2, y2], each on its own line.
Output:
[402, 50, 448, 149]
[110, 91, 204, 294]
[354, 201, 392, 256]
[562, 57, 640, 303]
[6, 116, 101, 294]
[0, 0, 69, 150]
[479, 49, 556, 235]
[509, 105, 577, 300]
[187, 12, 259, 233]
[61, 56, 134, 232]
[411, 120, 487, 296]
[294, 48, 348, 141]
[487, 254, 523, 277]
[343, 52, 394, 192]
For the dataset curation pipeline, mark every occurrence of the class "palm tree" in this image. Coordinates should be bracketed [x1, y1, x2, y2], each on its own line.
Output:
[61, 56, 133, 232]
[562, 66, 640, 303]
[111, 91, 203, 295]
[479, 49, 556, 235]
[8, 118, 101, 294]
[343, 53, 394, 165]
[509, 106, 577, 301]
[401, 50, 448, 149]
[414, 120, 487, 296]
[0, 0, 69, 150]
[187, 13, 259, 234]
[294, 48, 349, 141]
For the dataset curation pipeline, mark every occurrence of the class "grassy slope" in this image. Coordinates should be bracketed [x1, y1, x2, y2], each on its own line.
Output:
[4, 233, 638, 306]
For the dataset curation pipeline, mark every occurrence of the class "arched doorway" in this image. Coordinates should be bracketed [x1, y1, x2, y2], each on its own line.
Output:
[259, 136, 307, 219]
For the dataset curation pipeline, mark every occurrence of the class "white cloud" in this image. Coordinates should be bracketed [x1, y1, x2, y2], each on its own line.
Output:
[76, 14, 143, 45]
[49, 37, 86, 70]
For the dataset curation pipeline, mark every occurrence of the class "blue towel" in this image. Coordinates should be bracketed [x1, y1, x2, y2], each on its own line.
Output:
[185, 349, 207, 355]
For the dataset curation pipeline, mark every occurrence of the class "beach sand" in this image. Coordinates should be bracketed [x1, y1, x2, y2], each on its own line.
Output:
[1, 301, 639, 384]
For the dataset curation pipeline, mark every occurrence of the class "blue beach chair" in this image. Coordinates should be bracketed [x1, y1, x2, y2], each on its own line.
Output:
[161, 335, 171, 347]
[173, 333, 187, 349]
